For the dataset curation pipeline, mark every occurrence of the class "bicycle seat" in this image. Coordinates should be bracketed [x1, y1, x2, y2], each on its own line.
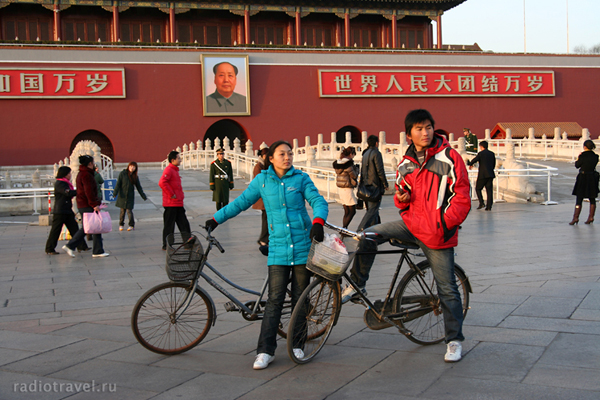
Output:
[389, 239, 419, 250]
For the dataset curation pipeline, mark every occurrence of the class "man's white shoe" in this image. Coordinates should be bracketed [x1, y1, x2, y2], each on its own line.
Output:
[253, 353, 274, 370]
[293, 348, 304, 359]
[444, 341, 462, 363]
[92, 252, 110, 258]
[341, 285, 367, 304]
[62, 245, 75, 258]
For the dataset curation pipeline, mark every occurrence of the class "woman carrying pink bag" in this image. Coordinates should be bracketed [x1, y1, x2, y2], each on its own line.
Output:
[62, 155, 110, 258]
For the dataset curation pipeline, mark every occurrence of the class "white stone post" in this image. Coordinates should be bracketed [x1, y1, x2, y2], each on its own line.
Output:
[223, 137, 230, 150]
[189, 142, 195, 151]
[205, 138, 212, 150]
[214, 137, 221, 150]
[317, 133, 323, 160]
[449, 132, 455, 142]
[554, 127, 560, 141]
[246, 140, 254, 156]
[399, 131, 407, 157]
[197, 140, 203, 150]
[233, 137, 241, 153]
[485, 129, 491, 141]
[306, 146, 315, 167]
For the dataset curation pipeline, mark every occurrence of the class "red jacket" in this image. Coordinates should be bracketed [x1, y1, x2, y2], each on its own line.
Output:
[76, 165, 101, 209]
[159, 163, 185, 207]
[395, 134, 471, 249]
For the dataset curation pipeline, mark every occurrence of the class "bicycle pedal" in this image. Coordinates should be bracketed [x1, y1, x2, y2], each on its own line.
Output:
[224, 302, 239, 312]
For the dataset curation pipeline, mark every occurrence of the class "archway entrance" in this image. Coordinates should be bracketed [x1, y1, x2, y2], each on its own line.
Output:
[204, 119, 249, 152]
[70, 130, 114, 161]
[335, 125, 361, 144]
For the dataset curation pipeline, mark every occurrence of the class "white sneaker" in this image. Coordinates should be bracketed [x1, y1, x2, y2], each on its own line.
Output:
[119, 226, 124, 231]
[444, 341, 462, 363]
[127, 226, 134, 231]
[293, 348, 304, 359]
[341, 285, 367, 304]
[92, 252, 110, 258]
[62, 245, 75, 258]
[253, 353, 274, 370]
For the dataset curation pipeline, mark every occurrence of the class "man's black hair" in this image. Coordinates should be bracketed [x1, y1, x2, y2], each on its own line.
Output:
[213, 62, 238, 76]
[366, 135, 379, 147]
[405, 109, 435, 135]
[168, 151, 179, 163]
[480, 140, 489, 150]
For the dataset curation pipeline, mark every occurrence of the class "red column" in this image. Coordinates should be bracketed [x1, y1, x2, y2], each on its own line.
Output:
[391, 16, 397, 48]
[243, 9, 249, 44]
[295, 11, 301, 46]
[112, 4, 119, 42]
[344, 12, 350, 47]
[53, 2, 61, 41]
[169, 5, 175, 43]
[436, 15, 442, 49]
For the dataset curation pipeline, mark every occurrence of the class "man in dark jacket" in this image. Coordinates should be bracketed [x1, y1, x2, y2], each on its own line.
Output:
[357, 135, 389, 231]
[467, 141, 496, 211]
[159, 150, 191, 250]
[210, 148, 234, 210]
[63, 155, 109, 257]
[342, 109, 471, 363]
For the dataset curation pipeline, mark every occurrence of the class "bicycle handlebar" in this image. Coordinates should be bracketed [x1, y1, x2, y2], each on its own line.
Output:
[201, 225, 226, 253]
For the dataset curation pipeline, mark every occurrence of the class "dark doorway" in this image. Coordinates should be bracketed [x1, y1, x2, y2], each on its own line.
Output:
[335, 125, 361, 144]
[70, 130, 114, 161]
[204, 119, 249, 152]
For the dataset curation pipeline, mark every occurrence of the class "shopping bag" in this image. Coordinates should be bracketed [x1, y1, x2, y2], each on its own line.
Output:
[83, 211, 112, 234]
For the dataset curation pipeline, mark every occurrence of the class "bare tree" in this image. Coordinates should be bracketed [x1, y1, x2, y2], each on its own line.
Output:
[573, 44, 600, 54]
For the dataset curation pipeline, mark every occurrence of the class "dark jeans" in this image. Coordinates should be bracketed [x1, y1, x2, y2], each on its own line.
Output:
[67, 207, 104, 255]
[258, 210, 269, 244]
[257, 264, 310, 355]
[350, 219, 464, 343]
[576, 196, 596, 206]
[475, 177, 494, 209]
[357, 198, 381, 231]
[45, 213, 80, 252]
[119, 208, 134, 227]
[162, 207, 191, 247]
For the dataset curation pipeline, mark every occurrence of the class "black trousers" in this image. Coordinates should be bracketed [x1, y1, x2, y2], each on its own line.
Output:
[162, 207, 191, 247]
[475, 177, 494, 209]
[45, 213, 82, 252]
[67, 207, 103, 254]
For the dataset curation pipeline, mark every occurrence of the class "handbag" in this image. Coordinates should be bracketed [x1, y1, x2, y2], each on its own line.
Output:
[357, 182, 382, 203]
[83, 211, 112, 234]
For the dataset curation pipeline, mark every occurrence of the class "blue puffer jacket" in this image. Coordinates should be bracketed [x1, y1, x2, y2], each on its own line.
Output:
[214, 165, 328, 266]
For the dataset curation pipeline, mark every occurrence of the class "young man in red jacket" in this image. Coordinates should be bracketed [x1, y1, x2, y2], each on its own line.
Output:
[159, 151, 191, 250]
[63, 155, 109, 258]
[342, 109, 471, 362]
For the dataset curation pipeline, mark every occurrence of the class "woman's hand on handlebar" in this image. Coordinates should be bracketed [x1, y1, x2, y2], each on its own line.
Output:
[204, 218, 219, 233]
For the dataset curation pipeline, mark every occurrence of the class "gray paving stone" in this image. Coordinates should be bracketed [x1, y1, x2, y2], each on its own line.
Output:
[523, 364, 600, 391]
[537, 332, 600, 369]
[50, 322, 137, 343]
[0, 330, 82, 352]
[511, 296, 583, 318]
[466, 325, 557, 346]
[462, 301, 519, 327]
[499, 315, 600, 335]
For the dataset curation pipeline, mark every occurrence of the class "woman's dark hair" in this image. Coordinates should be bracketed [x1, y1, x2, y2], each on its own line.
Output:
[127, 161, 138, 183]
[267, 140, 292, 161]
[259, 147, 269, 157]
[79, 155, 94, 166]
[405, 109, 435, 135]
[56, 166, 71, 179]
[340, 146, 356, 158]
[584, 140, 596, 151]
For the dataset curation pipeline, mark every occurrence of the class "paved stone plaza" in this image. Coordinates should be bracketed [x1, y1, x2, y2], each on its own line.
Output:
[0, 162, 599, 400]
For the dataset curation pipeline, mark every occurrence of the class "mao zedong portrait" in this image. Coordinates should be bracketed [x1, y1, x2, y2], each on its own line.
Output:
[205, 61, 247, 114]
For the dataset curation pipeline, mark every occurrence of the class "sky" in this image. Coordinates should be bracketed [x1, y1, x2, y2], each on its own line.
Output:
[441, 0, 600, 54]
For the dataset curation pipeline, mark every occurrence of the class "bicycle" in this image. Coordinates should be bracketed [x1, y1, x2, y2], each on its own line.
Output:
[286, 221, 472, 364]
[131, 229, 293, 355]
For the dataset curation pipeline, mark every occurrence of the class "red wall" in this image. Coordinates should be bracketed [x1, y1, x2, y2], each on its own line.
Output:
[1, 56, 599, 166]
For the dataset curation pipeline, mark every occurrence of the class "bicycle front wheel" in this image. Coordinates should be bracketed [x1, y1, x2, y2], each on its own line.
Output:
[132, 282, 214, 355]
[393, 261, 469, 345]
[286, 277, 341, 364]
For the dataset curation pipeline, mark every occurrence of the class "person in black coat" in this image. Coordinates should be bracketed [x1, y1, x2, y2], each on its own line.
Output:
[357, 135, 389, 230]
[44, 167, 88, 255]
[467, 141, 496, 211]
[569, 140, 599, 225]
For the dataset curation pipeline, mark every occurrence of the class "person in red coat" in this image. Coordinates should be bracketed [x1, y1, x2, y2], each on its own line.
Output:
[159, 151, 191, 250]
[62, 155, 109, 258]
[342, 109, 471, 363]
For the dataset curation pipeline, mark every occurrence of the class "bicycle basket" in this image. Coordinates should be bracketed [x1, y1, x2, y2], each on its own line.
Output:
[165, 233, 203, 281]
[306, 238, 354, 281]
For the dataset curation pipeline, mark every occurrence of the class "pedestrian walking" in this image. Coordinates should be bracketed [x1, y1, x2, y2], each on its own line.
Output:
[356, 135, 389, 231]
[205, 140, 328, 370]
[113, 161, 147, 231]
[62, 155, 109, 258]
[159, 151, 191, 250]
[45, 166, 88, 255]
[252, 146, 270, 254]
[467, 141, 496, 211]
[569, 140, 599, 225]
[333, 146, 359, 229]
[210, 148, 234, 210]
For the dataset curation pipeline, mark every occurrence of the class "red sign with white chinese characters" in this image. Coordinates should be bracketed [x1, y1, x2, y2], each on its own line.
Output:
[0, 68, 126, 99]
[319, 70, 555, 97]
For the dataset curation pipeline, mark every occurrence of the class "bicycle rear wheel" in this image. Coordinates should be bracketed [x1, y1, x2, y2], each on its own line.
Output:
[393, 261, 469, 345]
[132, 282, 214, 355]
[286, 277, 341, 364]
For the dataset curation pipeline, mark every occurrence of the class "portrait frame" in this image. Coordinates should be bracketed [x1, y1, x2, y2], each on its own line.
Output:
[201, 54, 251, 116]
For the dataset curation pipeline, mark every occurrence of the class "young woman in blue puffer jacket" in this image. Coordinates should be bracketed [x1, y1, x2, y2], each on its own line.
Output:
[205, 140, 328, 370]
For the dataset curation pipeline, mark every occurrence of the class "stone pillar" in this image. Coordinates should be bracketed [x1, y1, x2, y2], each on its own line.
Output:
[506, 128, 512, 140]
[317, 133, 323, 160]
[554, 127, 560, 140]
[223, 137, 230, 150]
[449, 132, 454, 142]
[197, 140, 203, 150]
[485, 129, 491, 140]
[379, 131, 387, 146]
[582, 128, 590, 142]
[205, 139, 212, 150]
[233, 138, 241, 153]
[112, 3, 120, 42]
[189, 142, 195, 151]
[295, 9, 301, 46]
[214, 138, 221, 150]
[344, 11, 350, 47]
[436, 14, 442, 49]
[528, 127, 535, 140]
[391, 13, 397, 48]
[245, 140, 253, 155]
[306, 146, 315, 167]
[169, 4, 176, 43]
